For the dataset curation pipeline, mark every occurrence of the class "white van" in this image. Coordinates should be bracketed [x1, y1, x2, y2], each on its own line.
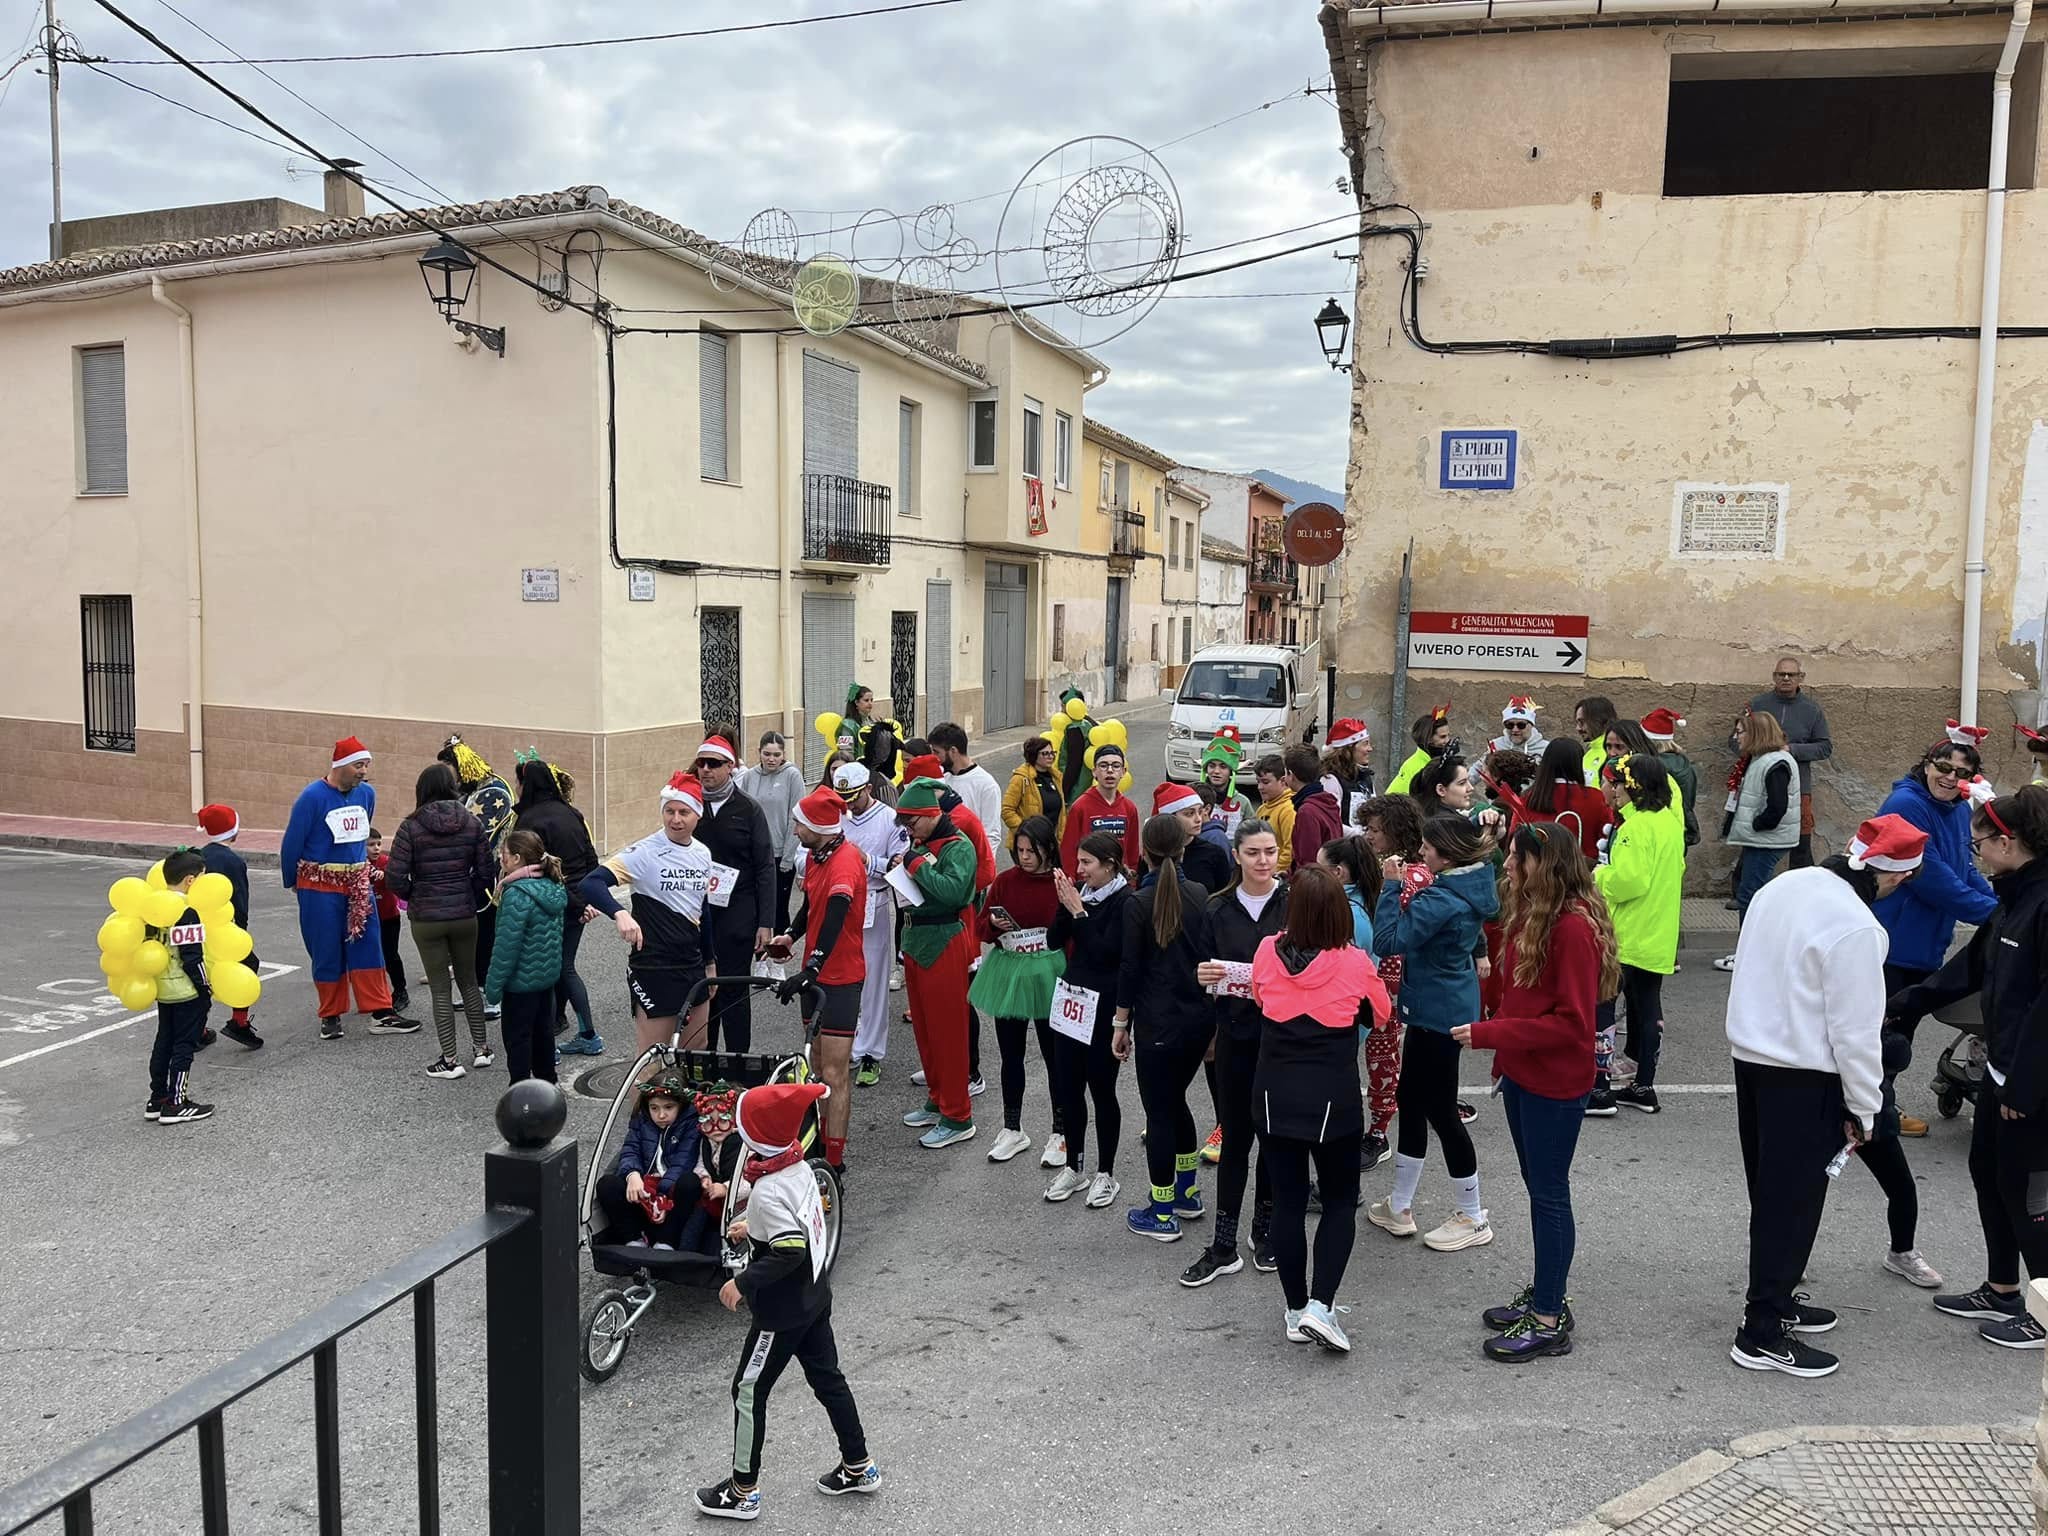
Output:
[1166, 643, 1324, 783]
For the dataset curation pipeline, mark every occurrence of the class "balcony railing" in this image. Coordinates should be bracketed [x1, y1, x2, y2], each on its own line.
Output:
[1112, 509, 1145, 558]
[1250, 551, 1296, 591]
[803, 473, 892, 567]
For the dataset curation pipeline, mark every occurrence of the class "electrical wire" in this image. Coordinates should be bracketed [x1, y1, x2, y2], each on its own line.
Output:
[80, 61, 305, 155]
[96, 0, 967, 65]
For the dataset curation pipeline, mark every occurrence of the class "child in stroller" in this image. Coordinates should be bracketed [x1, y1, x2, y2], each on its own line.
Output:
[595, 1073, 708, 1251]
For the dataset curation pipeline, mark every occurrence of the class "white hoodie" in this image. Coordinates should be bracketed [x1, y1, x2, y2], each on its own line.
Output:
[1723, 866, 1888, 1130]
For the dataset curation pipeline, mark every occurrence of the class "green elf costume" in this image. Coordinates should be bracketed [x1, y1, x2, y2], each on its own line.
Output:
[1200, 729, 1248, 838]
[1053, 688, 1098, 806]
[894, 779, 982, 1148]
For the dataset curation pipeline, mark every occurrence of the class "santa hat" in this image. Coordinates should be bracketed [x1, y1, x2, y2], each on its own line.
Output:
[895, 779, 946, 818]
[659, 771, 704, 814]
[1846, 814, 1929, 873]
[831, 761, 872, 796]
[195, 803, 240, 843]
[1959, 774, 2000, 809]
[1153, 782, 1201, 817]
[1945, 719, 1992, 748]
[331, 736, 372, 768]
[902, 753, 945, 784]
[794, 785, 845, 833]
[694, 734, 738, 765]
[1640, 708, 1686, 742]
[735, 1080, 829, 1156]
[1499, 697, 1539, 726]
[1328, 718, 1370, 749]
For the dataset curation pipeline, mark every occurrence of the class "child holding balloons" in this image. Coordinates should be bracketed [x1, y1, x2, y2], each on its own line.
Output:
[143, 849, 216, 1124]
[197, 804, 262, 1048]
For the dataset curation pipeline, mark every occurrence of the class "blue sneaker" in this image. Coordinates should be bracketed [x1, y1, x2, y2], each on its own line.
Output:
[1299, 1300, 1352, 1353]
[558, 1032, 605, 1056]
[1172, 1184, 1206, 1221]
[902, 1101, 942, 1129]
[918, 1118, 976, 1149]
[1127, 1205, 1183, 1242]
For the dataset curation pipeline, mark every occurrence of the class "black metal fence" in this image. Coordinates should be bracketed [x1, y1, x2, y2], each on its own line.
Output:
[803, 472, 892, 566]
[1112, 510, 1145, 559]
[0, 1085, 581, 1536]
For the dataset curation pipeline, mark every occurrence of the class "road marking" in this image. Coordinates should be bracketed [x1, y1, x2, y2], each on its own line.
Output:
[0, 963, 300, 1072]
[1465, 1083, 1736, 1095]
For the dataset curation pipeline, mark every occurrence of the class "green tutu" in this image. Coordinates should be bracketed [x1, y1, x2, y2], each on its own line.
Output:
[969, 944, 1067, 1019]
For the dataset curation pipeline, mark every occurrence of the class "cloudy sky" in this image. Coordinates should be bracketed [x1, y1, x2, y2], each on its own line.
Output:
[0, 0, 1355, 486]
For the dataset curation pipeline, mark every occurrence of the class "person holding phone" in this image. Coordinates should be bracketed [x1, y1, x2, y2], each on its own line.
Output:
[970, 817, 1069, 1168]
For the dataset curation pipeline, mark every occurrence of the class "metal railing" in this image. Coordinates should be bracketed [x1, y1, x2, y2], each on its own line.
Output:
[803, 472, 892, 566]
[1112, 509, 1145, 558]
[0, 1086, 581, 1536]
[1250, 551, 1296, 590]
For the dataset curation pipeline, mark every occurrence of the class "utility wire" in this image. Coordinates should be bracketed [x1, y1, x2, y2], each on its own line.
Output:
[81, 60, 303, 155]
[96, 0, 966, 65]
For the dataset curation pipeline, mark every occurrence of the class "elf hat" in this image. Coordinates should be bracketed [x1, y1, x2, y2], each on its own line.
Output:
[1201, 727, 1243, 770]
[902, 753, 946, 784]
[1945, 719, 1992, 748]
[1328, 718, 1370, 749]
[831, 761, 872, 796]
[332, 736, 372, 769]
[735, 1080, 829, 1156]
[693, 734, 738, 765]
[196, 803, 240, 844]
[659, 771, 704, 814]
[1640, 708, 1687, 742]
[794, 785, 845, 833]
[1846, 814, 1929, 873]
[895, 779, 946, 819]
[1499, 696, 1539, 726]
[1153, 782, 1202, 817]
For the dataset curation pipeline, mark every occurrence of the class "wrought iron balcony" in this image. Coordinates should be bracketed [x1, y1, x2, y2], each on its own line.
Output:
[803, 473, 892, 567]
[1250, 550, 1296, 593]
[1112, 509, 1146, 559]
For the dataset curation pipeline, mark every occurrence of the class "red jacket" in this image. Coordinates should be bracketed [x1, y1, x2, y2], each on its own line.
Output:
[1290, 786, 1344, 873]
[371, 852, 400, 922]
[1466, 906, 1602, 1100]
[1060, 788, 1142, 874]
[1514, 784, 1609, 864]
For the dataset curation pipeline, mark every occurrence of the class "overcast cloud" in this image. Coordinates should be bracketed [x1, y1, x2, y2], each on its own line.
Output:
[0, 0, 1354, 485]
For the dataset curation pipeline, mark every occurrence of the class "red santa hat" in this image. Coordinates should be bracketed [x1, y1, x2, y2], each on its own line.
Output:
[1959, 774, 2000, 809]
[659, 771, 704, 814]
[196, 803, 240, 844]
[735, 1080, 829, 1156]
[331, 736, 372, 768]
[902, 753, 945, 784]
[1499, 696, 1539, 725]
[1152, 782, 1202, 817]
[794, 785, 846, 833]
[1640, 708, 1686, 742]
[1846, 814, 1929, 873]
[1327, 718, 1370, 749]
[1945, 719, 1992, 748]
[693, 734, 738, 765]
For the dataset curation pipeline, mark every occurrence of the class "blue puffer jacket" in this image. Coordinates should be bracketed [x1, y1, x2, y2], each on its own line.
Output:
[1872, 774, 1997, 971]
[1374, 863, 1500, 1033]
[616, 1107, 702, 1198]
[1346, 884, 1379, 959]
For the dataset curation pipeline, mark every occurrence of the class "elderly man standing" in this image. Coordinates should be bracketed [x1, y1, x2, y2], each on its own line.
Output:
[1734, 656, 1833, 869]
[281, 737, 415, 1041]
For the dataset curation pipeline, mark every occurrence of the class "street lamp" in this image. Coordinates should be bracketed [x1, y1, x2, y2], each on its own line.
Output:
[1314, 296, 1351, 374]
[418, 236, 506, 357]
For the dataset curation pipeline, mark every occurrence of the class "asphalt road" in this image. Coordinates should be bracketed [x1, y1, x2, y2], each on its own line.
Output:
[0, 720, 2034, 1536]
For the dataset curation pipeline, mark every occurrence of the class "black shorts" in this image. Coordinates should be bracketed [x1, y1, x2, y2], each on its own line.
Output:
[628, 966, 705, 1021]
[808, 981, 861, 1039]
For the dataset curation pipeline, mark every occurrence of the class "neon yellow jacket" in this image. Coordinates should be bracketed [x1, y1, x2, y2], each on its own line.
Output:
[1594, 800, 1684, 974]
[1388, 747, 1431, 796]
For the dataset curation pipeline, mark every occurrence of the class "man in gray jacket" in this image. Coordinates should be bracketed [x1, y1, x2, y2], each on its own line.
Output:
[1732, 656, 1832, 869]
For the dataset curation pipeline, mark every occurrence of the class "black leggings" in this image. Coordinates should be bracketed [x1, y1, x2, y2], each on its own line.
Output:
[1972, 1080, 2048, 1287]
[1856, 1136, 1919, 1253]
[1396, 1026, 1476, 1178]
[1212, 1028, 1270, 1234]
[1262, 1130, 1363, 1311]
[1619, 964, 1664, 1088]
[1135, 1031, 1210, 1193]
[995, 1015, 1060, 1133]
[1052, 1022, 1122, 1175]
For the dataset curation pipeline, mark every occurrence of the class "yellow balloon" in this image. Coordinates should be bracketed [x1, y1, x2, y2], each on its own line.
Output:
[145, 860, 168, 890]
[1119, 771, 1134, 795]
[109, 877, 151, 917]
[143, 890, 189, 929]
[1064, 698, 1088, 722]
[1088, 723, 1114, 748]
[192, 904, 232, 933]
[188, 872, 233, 910]
[813, 711, 843, 743]
[204, 924, 254, 964]
[212, 963, 261, 1010]
[132, 939, 171, 978]
[1104, 719, 1128, 746]
[115, 976, 158, 1012]
[97, 912, 145, 955]
[98, 950, 126, 976]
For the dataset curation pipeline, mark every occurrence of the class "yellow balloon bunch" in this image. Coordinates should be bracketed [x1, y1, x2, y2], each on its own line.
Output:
[813, 712, 851, 753]
[1080, 718, 1135, 795]
[97, 863, 262, 1013]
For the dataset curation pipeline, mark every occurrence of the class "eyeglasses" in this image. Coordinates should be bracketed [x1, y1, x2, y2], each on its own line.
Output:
[1928, 763, 1965, 780]
[1772, 670, 1804, 680]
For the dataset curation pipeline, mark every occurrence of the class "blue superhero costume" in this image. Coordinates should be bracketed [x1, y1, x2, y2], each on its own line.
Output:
[279, 778, 392, 1019]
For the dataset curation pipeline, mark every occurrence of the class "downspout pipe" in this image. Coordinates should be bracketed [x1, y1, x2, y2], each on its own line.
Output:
[777, 334, 796, 745]
[150, 274, 205, 812]
[1961, 0, 2032, 729]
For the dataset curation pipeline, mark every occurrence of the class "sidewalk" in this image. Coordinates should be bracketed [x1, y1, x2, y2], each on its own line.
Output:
[0, 814, 283, 866]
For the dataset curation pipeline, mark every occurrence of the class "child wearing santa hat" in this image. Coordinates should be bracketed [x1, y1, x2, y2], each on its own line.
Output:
[197, 803, 262, 1049]
[697, 1080, 879, 1520]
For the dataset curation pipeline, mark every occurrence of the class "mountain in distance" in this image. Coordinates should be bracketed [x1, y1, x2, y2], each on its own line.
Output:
[1247, 469, 1342, 513]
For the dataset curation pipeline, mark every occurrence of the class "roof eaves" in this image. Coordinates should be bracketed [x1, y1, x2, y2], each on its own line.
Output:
[1083, 418, 1177, 471]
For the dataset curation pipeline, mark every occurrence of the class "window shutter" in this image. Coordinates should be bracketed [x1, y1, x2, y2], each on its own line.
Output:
[81, 346, 128, 494]
[899, 401, 915, 512]
[699, 333, 729, 481]
[802, 352, 859, 480]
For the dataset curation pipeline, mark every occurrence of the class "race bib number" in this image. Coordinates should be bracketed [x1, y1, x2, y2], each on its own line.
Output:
[1205, 960, 1254, 999]
[324, 805, 368, 844]
[1050, 979, 1100, 1044]
[998, 926, 1049, 955]
[705, 862, 740, 908]
[168, 922, 205, 947]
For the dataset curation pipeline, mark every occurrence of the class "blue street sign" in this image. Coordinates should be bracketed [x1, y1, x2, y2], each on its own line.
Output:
[1440, 429, 1518, 492]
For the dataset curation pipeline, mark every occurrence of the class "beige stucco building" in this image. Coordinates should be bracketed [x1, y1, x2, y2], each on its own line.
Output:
[1320, 0, 2048, 858]
[0, 181, 1092, 845]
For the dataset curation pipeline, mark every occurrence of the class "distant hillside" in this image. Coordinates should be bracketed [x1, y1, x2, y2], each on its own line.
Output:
[1248, 469, 1342, 513]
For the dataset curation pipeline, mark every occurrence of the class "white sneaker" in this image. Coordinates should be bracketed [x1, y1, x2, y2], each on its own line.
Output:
[1712, 954, 1738, 973]
[910, 1067, 928, 1087]
[483, 1003, 503, 1019]
[425, 1057, 465, 1080]
[1423, 1210, 1494, 1252]
[1885, 1248, 1945, 1289]
[626, 1235, 650, 1248]
[890, 967, 905, 991]
[1284, 1307, 1309, 1343]
[1085, 1172, 1121, 1209]
[1044, 1167, 1090, 1202]
[987, 1127, 1032, 1163]
[968, 1074, 987, 1098]
[652, 1242, 675, 1251]
[1367, 1199, 1418, 1237]
[473, 1049, 495, 1069]
[1299, 1300, 1352, 1353]
[1040, 1133, 1068, 1168]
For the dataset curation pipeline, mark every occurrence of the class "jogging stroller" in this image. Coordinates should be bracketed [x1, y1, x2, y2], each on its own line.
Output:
[1928, 993, 1988, 1121]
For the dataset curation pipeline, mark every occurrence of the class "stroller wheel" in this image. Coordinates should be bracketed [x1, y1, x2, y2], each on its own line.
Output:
[1938, 1089, 1965, 1121]
[580, 1289, 635, 1383]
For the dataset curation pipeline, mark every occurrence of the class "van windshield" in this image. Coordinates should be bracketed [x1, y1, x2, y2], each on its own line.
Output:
[1180, 661, 1288, 707]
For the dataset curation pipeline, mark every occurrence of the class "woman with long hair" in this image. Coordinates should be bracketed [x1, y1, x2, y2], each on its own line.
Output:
[1522, 738, 1609, 863]
[1717, 711, 1799, 971]
[1251, 864, 1392, 1350]
[385, 762, 496, 1079]
[738, 732, 807, 928]
[1114, 814, 1217, 1241]
[971, 816, 1069, 1166]
[512, 757, 604, 1056]
[1047, 831, 1134, 1209]
[1357, 795, 1424, 1160]
[1453, 823, 1619, 1361]
[1588, 754, 1683, 1115]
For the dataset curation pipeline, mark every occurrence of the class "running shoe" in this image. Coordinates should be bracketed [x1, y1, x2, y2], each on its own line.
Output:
[1423, 1211, 1494, 1252]
[483, 1003, 502, 1020]
[1789, 1293, 1837, 1334]
[1935, 1283, 2023, 1321]
[319, 1017, 344, 1041]
[967, 1074, 988, 1098]
[816, 1460, 882, 1497]
[918, 1118, 976, 1150]
[369, 1012, 421, 1035]
[1172, 1184, 1205, 1221]
[1085, 1173, 1120, 1209]
[987, 1127, 1032, 1163]
[1200, 1125, 1223, 1165]
[1359, 1132, 1391, 1171]
[1712, 954, 1737, 972]
[1456, 1100, 1479, 1124]
[1040, 1133, 1068, 1169]
[426, 1057, 466, 1080]
[694, 1478, 760, 1521]
[1299, 1301, 1352, 1353]
[1126, 1205, 1182, 1242]
[855, 1056, 881, 1088]
[902, 1101, 942, 1129]
[157, 1098, 215, 1125]
[1179, 1247, 1243, 1288]
[220, 1021, 263, 1050]
[1483, 1290, 1577, 1332]
[1253, 1235, 1278, 1273]
[1980, 1315, 2047, 1350]
[1044, 1167, 1090, 1203]
[143, 1097, 162, 1121]
[1284, 1307, 1309, 1343]
[1884, 1249, 1944, 1289]
[1730, 1332, 1838, 1378]
[910, 1067, 927, 1087]
[1615, 1085, 1661, 1115]
[1484, 1312, 1573, 1363]
[473, 1049, 495, 1070]
[890, 966, 904, 991]
[558, 1033, 605, 1056]
[196, 1026, 216, 1051]
[1583, 1087, 1618, 1117]
[1367, 1199, 1418, 1238]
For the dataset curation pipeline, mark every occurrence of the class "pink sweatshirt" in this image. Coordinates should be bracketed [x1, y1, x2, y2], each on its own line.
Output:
[1251, 938, 1390, 1030]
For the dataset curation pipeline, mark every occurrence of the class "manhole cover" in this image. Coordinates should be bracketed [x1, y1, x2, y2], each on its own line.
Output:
[572, 1061, 636, 1101]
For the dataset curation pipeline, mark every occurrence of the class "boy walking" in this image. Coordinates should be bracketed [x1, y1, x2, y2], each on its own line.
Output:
[146, 848, 216, 1125]
[698, 1081, 880, 1520]
[197, 803, 263, 1049]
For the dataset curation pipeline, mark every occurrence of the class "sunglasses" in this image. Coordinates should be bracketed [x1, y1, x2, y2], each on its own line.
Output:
[1505, 721, 1532, 730]
[1928, 763, 1966, 780]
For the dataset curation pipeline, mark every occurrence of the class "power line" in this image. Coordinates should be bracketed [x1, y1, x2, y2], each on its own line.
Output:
[96, 0, 966, 65]
[81, 61, 302, 155]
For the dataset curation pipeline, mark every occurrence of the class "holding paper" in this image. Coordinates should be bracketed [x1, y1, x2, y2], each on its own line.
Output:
[1204, 959, 1255, 999]
[884, 862, 925, 908]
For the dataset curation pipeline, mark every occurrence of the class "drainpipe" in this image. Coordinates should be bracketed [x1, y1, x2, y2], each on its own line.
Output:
[776, 333, 796, 743]
[150, 275, 206, 812]
[1961, 0, 2033, 729]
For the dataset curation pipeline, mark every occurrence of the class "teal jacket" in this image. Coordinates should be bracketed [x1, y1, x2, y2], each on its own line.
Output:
[1594, 800, 1684, 974]
[485, 872, 567, 1003]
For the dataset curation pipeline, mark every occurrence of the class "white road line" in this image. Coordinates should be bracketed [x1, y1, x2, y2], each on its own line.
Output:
[0, 963, 300, 1072]
[1464, 1082, 1735, 1095]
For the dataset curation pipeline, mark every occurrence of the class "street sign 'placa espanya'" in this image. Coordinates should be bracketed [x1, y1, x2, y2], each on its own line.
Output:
[1439, 429, 1518, 491]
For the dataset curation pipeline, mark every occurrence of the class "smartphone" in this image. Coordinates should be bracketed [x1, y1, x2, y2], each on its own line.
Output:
[987, 905, 1014, 927]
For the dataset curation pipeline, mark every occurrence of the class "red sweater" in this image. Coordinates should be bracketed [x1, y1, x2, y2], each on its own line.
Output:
[977, 866, 1061, 943]
[1060, 788, 1142, 874]
[1466, 906, 1602, 1100]
[1514, 784, 1610, 864]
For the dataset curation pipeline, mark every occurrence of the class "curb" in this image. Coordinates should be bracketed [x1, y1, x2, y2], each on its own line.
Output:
[0, 833, 282, 869]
